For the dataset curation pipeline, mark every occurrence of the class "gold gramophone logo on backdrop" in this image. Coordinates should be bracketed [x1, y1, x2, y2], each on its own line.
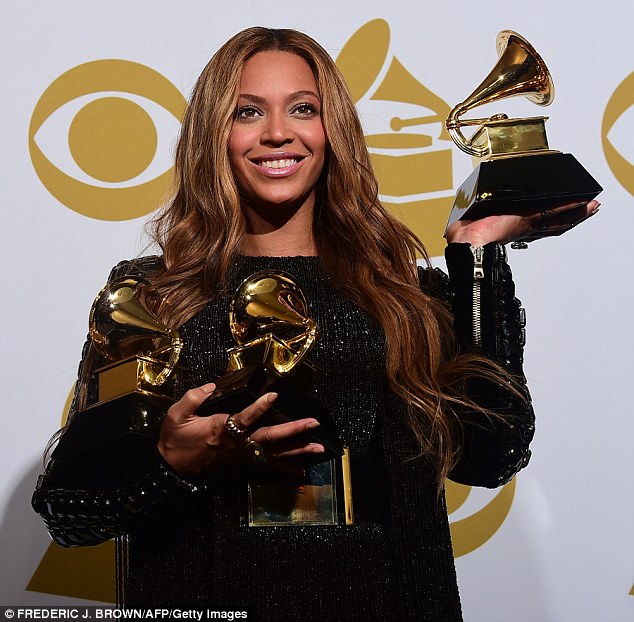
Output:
[29, 60, 186, 220]
[336, 19, 454, 258]
[602, 71, 634, 197]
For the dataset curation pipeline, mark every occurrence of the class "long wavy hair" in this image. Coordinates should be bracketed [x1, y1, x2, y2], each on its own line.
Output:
[75, 27, 512, 485]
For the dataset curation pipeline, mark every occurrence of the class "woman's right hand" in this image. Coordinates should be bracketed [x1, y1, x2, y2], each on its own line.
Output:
[157, 383, 325, 475]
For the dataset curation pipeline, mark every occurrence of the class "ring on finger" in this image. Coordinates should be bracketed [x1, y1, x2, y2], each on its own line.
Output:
[225, 414, 246, 438]
[245, 437, 267, 464]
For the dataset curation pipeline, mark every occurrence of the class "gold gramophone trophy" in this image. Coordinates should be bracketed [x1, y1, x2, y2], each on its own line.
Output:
[197, 270, 343, 469]
[52, 277, 182, 459]
[196, 271, 347, 526]
[446, 30, 602, 243]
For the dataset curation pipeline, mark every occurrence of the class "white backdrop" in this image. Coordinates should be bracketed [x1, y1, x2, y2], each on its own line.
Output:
[1, 2, 633, 620]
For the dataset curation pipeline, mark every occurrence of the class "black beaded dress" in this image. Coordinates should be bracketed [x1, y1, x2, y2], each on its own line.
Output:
[33, 245, 534, 622]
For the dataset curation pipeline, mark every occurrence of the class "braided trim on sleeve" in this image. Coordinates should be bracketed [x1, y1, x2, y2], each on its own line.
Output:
[32, 459, 206, 547]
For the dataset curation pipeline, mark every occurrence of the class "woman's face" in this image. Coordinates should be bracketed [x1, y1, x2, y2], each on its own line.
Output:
[229, 51, 326, 217]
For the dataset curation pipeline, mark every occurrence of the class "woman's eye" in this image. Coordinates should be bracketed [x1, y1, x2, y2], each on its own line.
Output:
[293, 103, 319, 116]
[236, 106, 261, 120]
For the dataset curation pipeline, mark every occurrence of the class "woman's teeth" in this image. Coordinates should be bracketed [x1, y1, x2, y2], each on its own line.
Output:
[260, 159, 298, 169]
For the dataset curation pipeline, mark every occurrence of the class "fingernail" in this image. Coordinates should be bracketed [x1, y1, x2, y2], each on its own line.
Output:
[201, 383, 216, 394]
[312, 445, 325, 453]
[266, 392, 278, 404]
[306, 420, 320, 429]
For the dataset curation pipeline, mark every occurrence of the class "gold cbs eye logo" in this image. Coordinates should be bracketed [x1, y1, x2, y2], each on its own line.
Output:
[29, 60, 187, 221]
[602, 71, 634, 197]
[336, 19, 454, 258]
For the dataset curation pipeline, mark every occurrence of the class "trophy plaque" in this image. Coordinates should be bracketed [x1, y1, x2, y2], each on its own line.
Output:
[52, 277, 182, 460]
[445, 30, 602, 243]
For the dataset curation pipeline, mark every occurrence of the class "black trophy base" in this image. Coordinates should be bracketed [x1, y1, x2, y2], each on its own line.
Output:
[51, 392, 171, 461]
[446, 152, 602, 240]
[196, 363, 343, 467]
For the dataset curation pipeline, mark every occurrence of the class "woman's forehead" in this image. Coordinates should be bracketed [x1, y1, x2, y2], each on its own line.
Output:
[239, 51, 319, 97]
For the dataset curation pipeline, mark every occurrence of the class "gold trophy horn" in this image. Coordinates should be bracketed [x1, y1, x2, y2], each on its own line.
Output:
[52, 277, 182, 460]
[228, 272, 318, 377]
[447, 30, 554, 158]
[90, 278, 182, 389]
[445, 30, 602, 242]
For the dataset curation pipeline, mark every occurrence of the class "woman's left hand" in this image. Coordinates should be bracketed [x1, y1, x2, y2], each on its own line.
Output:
[445, 199, 600, 247]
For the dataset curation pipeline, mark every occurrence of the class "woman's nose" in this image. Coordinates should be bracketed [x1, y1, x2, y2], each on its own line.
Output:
[260, 112, 293, 146]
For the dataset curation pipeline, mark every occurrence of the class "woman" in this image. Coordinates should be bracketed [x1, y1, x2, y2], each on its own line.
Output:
[33, 27, 597, 620]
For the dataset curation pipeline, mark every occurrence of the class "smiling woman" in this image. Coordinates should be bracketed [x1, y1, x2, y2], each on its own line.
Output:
[229, 51, 326, 255]
[30, 26, 548, 622]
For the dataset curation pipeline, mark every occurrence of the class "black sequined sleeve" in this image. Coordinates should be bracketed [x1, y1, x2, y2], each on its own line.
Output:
[32, 258, 205, 547]
[432, 242, 535, 488]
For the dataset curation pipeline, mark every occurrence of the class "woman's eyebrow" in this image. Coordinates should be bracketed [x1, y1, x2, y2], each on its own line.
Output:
[237, 93, 266, 104]
[287, 90, 320, 101]
[237, 90, 320, 104]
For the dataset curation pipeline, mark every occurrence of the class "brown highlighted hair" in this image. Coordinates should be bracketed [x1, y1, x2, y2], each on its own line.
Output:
[95, 28, 507, 484]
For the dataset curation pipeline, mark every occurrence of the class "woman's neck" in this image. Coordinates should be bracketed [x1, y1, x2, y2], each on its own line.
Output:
[241, 233, 317, 257]
[241, 201, 317, 257]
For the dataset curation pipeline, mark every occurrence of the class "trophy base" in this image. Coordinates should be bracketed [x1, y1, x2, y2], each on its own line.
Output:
[247, 458, 341, 526]
[246, 450, 381, 527]
[51, 392, 171, 460]
[196, 363, 343, 467]
[446, 152, 602, 241]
